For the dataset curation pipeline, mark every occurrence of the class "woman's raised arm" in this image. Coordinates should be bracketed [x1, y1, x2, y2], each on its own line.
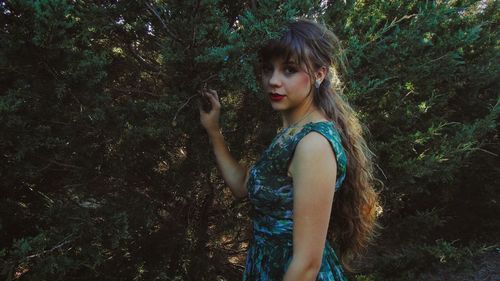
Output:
[199, 89, 249, 200]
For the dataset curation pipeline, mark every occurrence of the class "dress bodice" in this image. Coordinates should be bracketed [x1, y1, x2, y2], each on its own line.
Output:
[243, 121, 349, 281]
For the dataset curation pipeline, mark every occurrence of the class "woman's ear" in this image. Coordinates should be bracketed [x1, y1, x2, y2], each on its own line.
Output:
[315, 66, 328, 84]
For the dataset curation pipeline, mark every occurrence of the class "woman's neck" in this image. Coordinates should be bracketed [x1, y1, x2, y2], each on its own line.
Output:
[281, 105, 326, 128]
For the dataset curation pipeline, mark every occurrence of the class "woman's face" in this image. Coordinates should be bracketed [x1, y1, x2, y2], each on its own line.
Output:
[261, 56, 314, 112]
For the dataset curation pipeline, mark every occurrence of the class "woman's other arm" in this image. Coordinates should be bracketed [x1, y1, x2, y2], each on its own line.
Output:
[208, 129, 250, 200]
[199, 89, 249, 200]
[282, 132, 337, 281]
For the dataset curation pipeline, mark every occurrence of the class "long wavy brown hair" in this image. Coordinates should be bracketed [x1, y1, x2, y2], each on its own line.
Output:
[258, 18, 383, 272]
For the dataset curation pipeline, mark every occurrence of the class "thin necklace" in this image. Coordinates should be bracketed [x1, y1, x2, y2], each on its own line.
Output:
[278, 110, 315, 134]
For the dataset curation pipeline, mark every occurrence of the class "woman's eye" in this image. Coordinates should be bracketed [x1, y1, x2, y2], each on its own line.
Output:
[284, 67, 297, 74]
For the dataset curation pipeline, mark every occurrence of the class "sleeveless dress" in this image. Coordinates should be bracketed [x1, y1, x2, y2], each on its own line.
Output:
[242, 120, 348, 281]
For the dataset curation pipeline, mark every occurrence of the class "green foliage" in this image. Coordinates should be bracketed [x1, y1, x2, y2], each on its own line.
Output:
[325, 0, 499, 279]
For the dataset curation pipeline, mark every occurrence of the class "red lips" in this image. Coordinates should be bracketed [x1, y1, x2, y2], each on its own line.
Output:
[269, 93, 285, 101]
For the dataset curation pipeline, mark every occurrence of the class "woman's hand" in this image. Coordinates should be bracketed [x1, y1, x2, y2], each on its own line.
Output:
[198, 89, 221, 135]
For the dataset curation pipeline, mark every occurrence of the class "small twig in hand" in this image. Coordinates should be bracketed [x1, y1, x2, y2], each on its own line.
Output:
[172, 93, 200, 127]
[171, 74, 218, 126]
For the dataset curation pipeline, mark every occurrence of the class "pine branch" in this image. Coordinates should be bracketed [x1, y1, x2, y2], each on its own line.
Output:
[145, 2, 185, 45]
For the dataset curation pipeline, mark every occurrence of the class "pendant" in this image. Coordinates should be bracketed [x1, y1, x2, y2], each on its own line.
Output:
[288, 127, 298, 136]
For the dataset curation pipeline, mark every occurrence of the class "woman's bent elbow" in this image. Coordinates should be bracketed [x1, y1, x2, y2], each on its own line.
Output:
[232, 186, 248, 200]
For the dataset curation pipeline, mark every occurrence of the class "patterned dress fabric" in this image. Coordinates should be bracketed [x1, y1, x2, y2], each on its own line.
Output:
[242, 120, 348, 281]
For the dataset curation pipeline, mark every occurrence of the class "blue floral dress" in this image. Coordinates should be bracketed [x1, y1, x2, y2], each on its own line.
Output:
[243, 120, 348, 281]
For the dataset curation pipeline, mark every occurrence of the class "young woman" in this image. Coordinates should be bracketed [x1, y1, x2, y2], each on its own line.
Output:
[199, 18, 381, 281]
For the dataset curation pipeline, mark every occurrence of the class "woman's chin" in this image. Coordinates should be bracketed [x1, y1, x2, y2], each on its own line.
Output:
[269, 103, 285, 111]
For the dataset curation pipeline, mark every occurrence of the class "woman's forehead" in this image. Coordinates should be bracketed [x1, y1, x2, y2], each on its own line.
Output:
[265, 54, 302, 65]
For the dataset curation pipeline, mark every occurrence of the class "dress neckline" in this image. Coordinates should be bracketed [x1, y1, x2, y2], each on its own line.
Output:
[302, 120, 333, 126]
[277, 120, 333, 137]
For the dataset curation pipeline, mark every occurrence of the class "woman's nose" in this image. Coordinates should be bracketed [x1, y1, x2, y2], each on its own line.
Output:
[269, 71, 281, 87]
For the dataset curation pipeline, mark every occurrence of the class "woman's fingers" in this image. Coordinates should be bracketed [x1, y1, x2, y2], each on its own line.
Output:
[199, 89, 221, 113]
[208, 89, 218, 98]
[204, 90, 220, 108]
[203, 89, 218, 98]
